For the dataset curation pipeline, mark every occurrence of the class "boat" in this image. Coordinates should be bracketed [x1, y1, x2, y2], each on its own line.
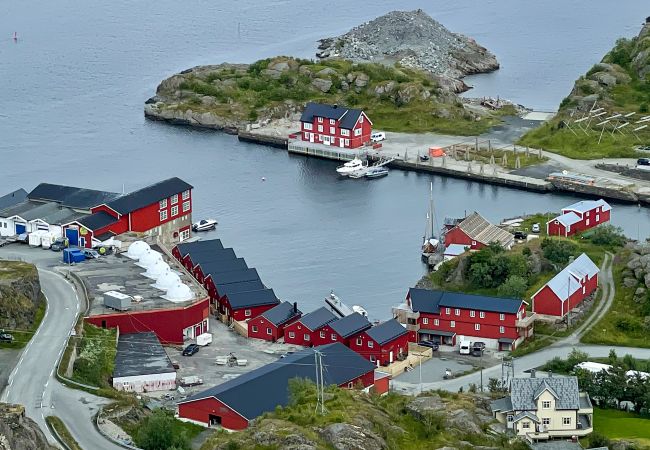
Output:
[365, 166, 389, 178]
[348, 168, 368, 179]
[336, 158, 366, 176]
[325, 290, 368, 319]
[421, 182, 440, 260]
[192, 219, 218, 232]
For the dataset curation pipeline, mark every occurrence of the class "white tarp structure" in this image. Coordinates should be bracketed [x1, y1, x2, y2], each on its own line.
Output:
[126, 240, 150, 260]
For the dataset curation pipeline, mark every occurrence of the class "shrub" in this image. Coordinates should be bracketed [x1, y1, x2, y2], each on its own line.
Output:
[497, 275, 528, 299]
[135, 409, 191, 450]
[588, 431, 611, 449]
[588, 225, 627, 247]
[541, 238, 577, 264]
[607, 38, 634, 68]
[522, 247, 532, 257]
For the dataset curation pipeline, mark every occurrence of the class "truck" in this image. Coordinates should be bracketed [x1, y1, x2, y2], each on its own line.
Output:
[196, 333, 212, 346]
[459, 340, 471, 355]
[40, 233, 55, 249]
[179, 376, 203, 387]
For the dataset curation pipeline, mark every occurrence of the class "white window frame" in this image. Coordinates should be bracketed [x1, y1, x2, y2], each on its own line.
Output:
[356, 337, 362, 346]
[331, 333, 337, 341]
[182, 200, 191, 212]
[450, 321, 455, 328]
[499, 326, 505, 334]
[341, 129, 349, 136]
[320, 331, 326, 338]
[303, 123, 313, 131]
[159, 198, 167, 209]
[318, 117, 323, 123]
[479, 311, 485, 319]
[251, 325, 258, 333]
[359, 115, 364, 123]
[329, 126, 335, 134]
[159, 210, 168, 221]
[470, 310, 475, 318]
[499, 313, 505, 321]
[344, 139, 349, 146]
[475, 323, 480, 331]
[179, 228, 190, 241]
[370, 355, 376, 363]
[542, 418, 550, 426]
[288, 331, 295, 339]
[542, 401, 551, 409]
[171, 194, 178, 205]
[182, 190, 190, 200]
[244, 309, 251, 317]
[455, 308, 460, 316]
[354, 128, 361, 136]
[422, 318, 429, 325]
[266, 327, 272, 335]
[522, 422, 530, 429]
[318, 125, 323, 132]
[562, 417, 571, 425]
[445, 308, 450, 315]
[434, 319, 439, 326]
[304, 333, 310, 341]
[171, 205, 179, 217]
[367, 341, 374, 348]
[329, 119, 335, 125]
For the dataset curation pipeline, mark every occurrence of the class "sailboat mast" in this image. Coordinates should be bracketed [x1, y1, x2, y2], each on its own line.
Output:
[429, 182, 435, 239]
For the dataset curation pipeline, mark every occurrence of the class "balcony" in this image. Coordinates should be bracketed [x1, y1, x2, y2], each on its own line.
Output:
[516, 313, 536, 328]
[392, 307, 420, 331]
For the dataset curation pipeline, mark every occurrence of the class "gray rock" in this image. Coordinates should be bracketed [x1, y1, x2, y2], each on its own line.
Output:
[612, 440, 637, 450]
[262, 68, 283, 79]
[405, 394, 445, 420]
[436, 447, 458, 450]
[320, 423, 387, 450]
[200, 96, 216, 106]
[317, 67, 337, 77]
[268, 61, 292, 72]
[634, 267, 646, 280]
[445, 409, 483, 435]
[627, 256, 642, 270]
[487, 422, 506, 435]
[299, 65, 312, 77]
[396, 84, 420, 104]
[640, 254, 650, 269]
[591, 72, 618, 87]
[623, 277, 639, 288]
[311, 77, 333, 93]
[354, 73, 369, 88]
[645, 273, 650, 289]
[374, 81, 397, 95]
[636, 287, 647, 297]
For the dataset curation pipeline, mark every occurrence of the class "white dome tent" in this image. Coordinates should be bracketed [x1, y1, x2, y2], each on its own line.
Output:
[126, 241, 150, 260]
[163, 283, 193, 303]
[152, 269, 181, 291]
[136, 249, 162, 268]
[143, 260, 170, 279]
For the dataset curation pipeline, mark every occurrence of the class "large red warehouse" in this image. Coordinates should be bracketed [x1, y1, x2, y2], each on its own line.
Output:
[546, 199, 611, 237]
[299, 102, 372, 149]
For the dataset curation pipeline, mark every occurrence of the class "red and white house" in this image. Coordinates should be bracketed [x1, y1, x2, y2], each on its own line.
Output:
[329, 312, 372, 347]
[178, 343, 382, 430]
[247, 301, 302, 342]
[283, 307, 339, 347]
[348, 319, 409, 366]
[443, 212, 514, 251]
[532, 253, 599, 317]
[299, 102, 372, 149]
[546, 199, 611, 237]
[218, 287, 279, 322]
[402, 288, 534, 351]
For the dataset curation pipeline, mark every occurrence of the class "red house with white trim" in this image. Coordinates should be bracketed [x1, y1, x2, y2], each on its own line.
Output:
[349, 319, 409, 366]
[443, 212, 514, 251]
[329, 312, 372, 347]
[532, 253, 599, 317]
[299, 102, 372, 149]
[283, 307, 339, 347]
[247, 301, 302, 342]
[546, 199, 611, 237]
[218, 287, 279, 322]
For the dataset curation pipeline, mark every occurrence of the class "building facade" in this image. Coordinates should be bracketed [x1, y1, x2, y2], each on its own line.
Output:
[443, 212, 514, 250]
[247, 301, 302, 342]
[547, 199, 611, 237]
[348, 319, 409, 366]
[299, 102, 372, 149]
[283, 307, 339, 347]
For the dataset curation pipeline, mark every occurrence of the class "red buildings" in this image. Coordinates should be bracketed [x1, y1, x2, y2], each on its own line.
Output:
[532, 253, 599, 317]
[403, 288, 533, 351]
[546, 199, 611, 237]
[178, 343, 379, 430]
[329, 312, 372, 346]
[349, 319, 409, 366]
[219, 288, 279, 322]
[247, 301, 302, 342]
[443, 212, 514, 251]
[283, 307, 339, 347]
[299, 102, 372, 149]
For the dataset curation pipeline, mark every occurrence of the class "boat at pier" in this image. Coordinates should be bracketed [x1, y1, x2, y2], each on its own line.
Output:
[336, 158, 366, 176]
[325, 290, 368, 318]
[365, 166, 389, 178]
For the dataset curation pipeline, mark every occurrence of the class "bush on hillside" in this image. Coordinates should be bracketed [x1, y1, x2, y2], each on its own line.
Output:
[497, 275, 528, 299]
[465, 244, 531, 289]
[588, 225, 627, 248]
[541, 238, 577, 264]
[135, 409, 191, 450]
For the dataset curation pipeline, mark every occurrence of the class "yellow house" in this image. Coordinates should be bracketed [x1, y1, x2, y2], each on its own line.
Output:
[490, 374, 593, 442]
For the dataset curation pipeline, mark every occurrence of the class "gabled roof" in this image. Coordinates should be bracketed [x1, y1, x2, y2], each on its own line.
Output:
[28, 183, 120, 210]
[408, 288, 523, 314]
[490, 396, 513, 413]
[190, 248, 237, 267]
[77, 211, 119, 231]
[562, 199, 611, 214]
[200, 258, 248, 278]
[260, 301, 302, 327]
[299, 102, 369, 129]
[106, 177, 192, 215]
[455, 212, 514, 247]
[330, 312, 371, 338]
[209, 268, 260, 286]
[0, 201, 85, 225]
[180, 343, 375, 420]
[510, 376, 580, 410]
[113, 332, 175, 378]
[537, 253, 599, 301]
[549, 211, 582, 228]
[217, 279, 265, 296]
[533, 380, 559, 400]
[408, 288, 444, 314]
[299, 307, 338, 331]
[225, 288, 279, 310]
[365, 319, 407, 345]
[513, 411, 540, 423]
[175, 239, 224, 258]
[0, 189, 27, 210]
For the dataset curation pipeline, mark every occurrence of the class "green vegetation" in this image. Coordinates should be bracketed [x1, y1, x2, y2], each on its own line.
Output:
[159, 56, 512, 135]
[592, 408, 650, 447]
[121, 408, 202, 450]
[46, 416, 83, 450]
[0, 297, 45, 349]
[71, 323, 117, 387]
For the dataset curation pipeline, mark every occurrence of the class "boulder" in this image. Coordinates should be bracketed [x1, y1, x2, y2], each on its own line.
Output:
[627, 256, 642, 270]
[354, 73, 369, 88]
[299, 65, 313, 77]
[262, 68, 284, 79]
[611, 440, 638, 450]
[639, 287, 649, 297]
[645, 273, 650, 289]
[487, 422, 506, 435]
[623, 277, 639, 288]
[311, 77, 333, 93]
[396, 83, 420, 104]
[640, 254, 650, 269]
[374, 81, 397, 95]
[320, 423, 387, 450]
[200, 96, 216, 107]
[635, 267, 646, 280]
[268, 61, 292, 72]
[405, 394, 445, 420]
[591, 72, 618, 87]
[317, 67, 337, 77]
[445, 409, 483, 435]
[0, 403, 57, 450]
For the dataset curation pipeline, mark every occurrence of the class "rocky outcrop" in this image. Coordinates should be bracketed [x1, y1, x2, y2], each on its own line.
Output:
[0, 261, 41, 331]
[317, 9, 499, 92]
[320, 423, 387, 450]
[0, 403, 56, 450]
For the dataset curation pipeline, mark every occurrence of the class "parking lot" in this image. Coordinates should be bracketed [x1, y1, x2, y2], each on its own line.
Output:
[395, 348, 502, 384]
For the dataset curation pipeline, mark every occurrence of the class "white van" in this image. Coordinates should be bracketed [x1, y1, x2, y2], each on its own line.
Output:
[459, 341, 471, 355]
[196, 333, 213, 346]
[371, 132, 386, 142]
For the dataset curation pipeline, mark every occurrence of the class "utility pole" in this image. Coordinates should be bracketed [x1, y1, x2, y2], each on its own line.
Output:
[314, 350, 326, 415]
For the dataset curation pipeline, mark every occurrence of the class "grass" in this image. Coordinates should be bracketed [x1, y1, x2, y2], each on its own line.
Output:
[592, 407, 650, 447]
[0, 294, 46, 349]
[70, 323, 117, 388]
[46, 416, 83, 450]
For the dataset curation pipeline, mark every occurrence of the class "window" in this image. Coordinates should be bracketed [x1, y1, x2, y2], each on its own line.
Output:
[445, 308, 450, 315]
[422, 318, 429, 325]
[331, 334, 337, 341]
[499, 326, 505, 334]
[563, 417, 571, 425]
[582, 286, 586, 294]
[245, 309, 251, 317]
[171, 194, 178, 205]
[183, 200, 191, 212]
[522, 422, 530, 429]
[370, 355, 376, 363]
[368, 341, 374, 348]
[288, 331, 295, 339]
[470, 310, 475, 318]
[304, 123, 312, 131]
[471, 240, 476, 246]
[586, 219, 590, 226]
[596, 214, 600, 222]
[450, 321, 456, 328]
[455, 308, 460, 316]
[356, 337, 362, 346]
[499, 313, 505, 321]
[318, 117, 323, 123]
[266, 327, 272, 335]
[347, 382, 353, 388]
[341, 129, 349, 136]
[359, 115, 364, 123]
[159, 198, 167, 209]
[320, 331, 326, 338]
[318, 125, 323, 132]
[354, 128, 361, 136]
[159, 210, 168, 221]
[475, 324, 480, 331]
[179, 228, 190, 241]
[329, 119, 335, 125]
[479, 311, 485, 319]
[182, 190, 190, 200]
[344, 139, 349, 146]
[507, 415, 513, 423]
[304, 334, 310, 341]
[542, 418, 550, 426]
[251, 325, 258, 333]
[542, 401, 551, 409]
[171, 205, 178, 217]
[434, 319, 439, 326]
[329, 127, 335, 134]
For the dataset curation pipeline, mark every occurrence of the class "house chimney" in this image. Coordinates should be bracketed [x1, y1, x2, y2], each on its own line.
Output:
[548, 370, 553, 378]
[293, 301, 298, 313]
[333, 104, 338, 109]
[530, 369, 536, 378]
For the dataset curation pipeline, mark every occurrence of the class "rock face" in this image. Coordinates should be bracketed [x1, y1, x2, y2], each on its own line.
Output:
[0, 261, 42, 331]
[0, 403, 56, 450]
[320, 423, 387, 450]
[317, 9, 499, 92]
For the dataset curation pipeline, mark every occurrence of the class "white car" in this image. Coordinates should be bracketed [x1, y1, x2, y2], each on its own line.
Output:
[531, 223, 540, 233]
[371, 132, 385, 142]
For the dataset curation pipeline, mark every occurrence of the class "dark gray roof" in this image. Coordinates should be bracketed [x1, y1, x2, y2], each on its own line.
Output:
[299, 307, 338, 331]
[490, 396, 513, 413]
[0, 200, 85, 225]
[579, 394, 592, 409]
[225, 289, 279, 310]
[408, 288, 523, 315]
[200, 258, 248, 277]
[191, 248, 237, 267]
[77, 211, 119, 230]
[113, 332, 175, 378]
[299, 102, 365, 130]
[498, 337, 515, 344]
[28, 183, 120, 209]
[408, 288, 444, 314]
[510, 376, 580, 411]
[0, 189, 27, 210]
[260, 301, 302, 326]
[180, 343, 375, 420]
[330, 313, 371, 338]
[176, 239, 224, 257]
[217, 279, 265, 296]
[365, 319, 407, 345]
[210, 268, 260, 285]
[418, 329, 456, 337]
[106, 177, 192, 214]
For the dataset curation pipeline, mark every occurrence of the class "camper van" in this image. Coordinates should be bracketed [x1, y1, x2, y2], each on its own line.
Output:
[459, 341, 471, 355]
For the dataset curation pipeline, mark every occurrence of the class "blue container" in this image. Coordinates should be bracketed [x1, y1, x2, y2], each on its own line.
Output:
[63, 248, 86, 264]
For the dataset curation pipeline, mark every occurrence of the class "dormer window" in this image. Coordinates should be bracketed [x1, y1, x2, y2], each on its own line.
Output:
[542, 400, 551, 409]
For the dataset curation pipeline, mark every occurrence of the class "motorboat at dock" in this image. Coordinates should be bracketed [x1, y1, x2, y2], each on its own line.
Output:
[365, 166, 389, 178]
[192, 219, 218, 232]
[336, 158, 366, 176]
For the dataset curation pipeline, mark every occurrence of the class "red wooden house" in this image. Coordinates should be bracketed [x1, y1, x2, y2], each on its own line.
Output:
[532, 253, 599, 317]
[178, 343, 378, 430]
[349, 319, 409, 366]
[219, 287, 279, 322]
[404, 288, 533, 351]
[247, 301, 302, 342]
[283, 307, 339, 347]
[547, 199, 611, 237]
[443, 212, 514, 251]
[329, 312, 372, 346]
[299, 102, 372, 149]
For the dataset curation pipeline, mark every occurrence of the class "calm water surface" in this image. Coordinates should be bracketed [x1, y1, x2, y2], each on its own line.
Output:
[1, 1, 649, 316]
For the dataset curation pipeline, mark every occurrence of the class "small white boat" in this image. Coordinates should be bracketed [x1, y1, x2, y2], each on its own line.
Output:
[365, 166, 389, 178]
[192, 219, 218, 232]
[348, 168, 368, 179]
[336, 158, 366, 176]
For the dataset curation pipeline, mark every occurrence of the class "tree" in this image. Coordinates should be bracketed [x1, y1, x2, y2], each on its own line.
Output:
[135, 409, 190, 450]
[487, 378, 508, 394]
[588, 431, 611, 449]
[608, 349, 619, 366]
[497, 275, 528, 299]
[589, 225, 627, 248]
[541, 239, 577, 264]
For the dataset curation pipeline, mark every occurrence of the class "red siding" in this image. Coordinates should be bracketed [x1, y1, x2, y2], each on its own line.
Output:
[349, 332, 409, 366]
[283, 321, 342, 347]
[129, 189, 192, 233]
[90, 204, 120, 218]
[178, 398, 249, 430]
[247, 314, 302, 342]
[85, 297, 209, 344]
[532, 273, 598, 317]
[300, 111, 372, 149]
[548, 206, 611, 238]
[218, 297, 277, 322]
[373, 375, 390, 395]
[444, 227, 484, 250]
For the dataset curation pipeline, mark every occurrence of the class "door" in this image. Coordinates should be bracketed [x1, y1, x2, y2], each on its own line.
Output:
[323, 136, 330, 146]
[66, 228, 79, 246]
[389, 351, 394, 364]
[309, 133, 314, 143]
[79, 237, 86, 248]
[209, 415, 222, 427]
[339, 138, 345, 148]
[15, 223, 26, 235]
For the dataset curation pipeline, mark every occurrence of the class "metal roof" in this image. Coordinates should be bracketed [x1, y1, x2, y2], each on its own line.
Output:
[365, 319, 407, 345]
[0, 189, 27, 210]
[190, 248, 238, 267]
[456, 212, 514, 248]
[489, 396, 513, 413]
[549, 211, 582, 228]
[0, 200, 85, 225]
[113, 332, 175, 378]
[210, 268, 260, 285]
[408, 288, 523, 314]
[217, 279, 265, 296]
[200, 258, 248, 278]
[513, 411, 540, 423]
[77, 211, 119, 230]
[175, 239, 224, 257]
[299, 102, 367, 130]
[107, 177, 192, 215]
[408, 288, 443, 314]
[562, 199, 611, 214]
[299, 307, 338, 331]
[330, 312, 371, 338]
[225, 288, 279, 310]
[260, 301, 302, 326]
[28, 183, 120, 209]
[540, 253, 599, 301]
[510, 376, 581, 410]
[180, 343, 375, 420]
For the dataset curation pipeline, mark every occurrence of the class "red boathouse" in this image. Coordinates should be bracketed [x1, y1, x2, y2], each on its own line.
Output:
[299, 102, 372, 149]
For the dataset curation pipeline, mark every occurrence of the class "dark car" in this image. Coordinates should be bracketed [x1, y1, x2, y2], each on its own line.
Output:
[638, 158, 650, 166]
[419, 155, 430, 162]
[51, 238, 69, 252]
[514, 231, 527, 240]
[470, 342, 485, 357]
[419, 340, 440, 351]
[0, 331, 14, 343]
[182, 344, 199, 356]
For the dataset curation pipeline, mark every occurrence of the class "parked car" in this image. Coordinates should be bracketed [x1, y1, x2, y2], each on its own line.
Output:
[531, 223, 541, 233]
[16, 233, 28, 244]
[82, 249, 100, 259]
[471, 348, 484, 357]
[419, 154, 430, 162]
[182, 344, 199, 356]
[514, 231, 527, 240]
[419, 340, 439, 351]
[638, 158, 650, 166]
[471, 342, 486, 357]
[0, 331, 14, 343]
[638, 146, 650, 152]
[172, 361, 180, 369]
[50, 238, 69, 252]
[163, 393, 175, 401]
[371, 132, 386, 142]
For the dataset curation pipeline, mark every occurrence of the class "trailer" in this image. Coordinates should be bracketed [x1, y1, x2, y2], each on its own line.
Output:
[40, 233, 55, 249]
[196, 333, 212, 346]
[179, 376, 203, 387]
[63, 248, 86, 264]
[103, 291, 131, 311]
[29, 231, 45, 247]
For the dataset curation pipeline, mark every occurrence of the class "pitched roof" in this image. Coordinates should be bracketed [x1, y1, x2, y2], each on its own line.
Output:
[538, 253, 599, 301]
[299, 307, 338, 331]
[225, 289, 279, 310]
[200, 258, 248, 277]
[77, 211, 119, 230]
[28, 183, 120, 210]
[513, 411, 540, 423]
[510, 376, 580, 410]
[299, 102, 368, 130]
[175, 239, 224, 257]
[217, 279, 265, 296]
[106, 177, 192, 215]
[190, 248, 238, 267]
[490, 396, 513, 413]
[209, 268, 260, 286]
[330, 313, 371, 338]
[366, 319, 407, 345]
[562, 199, 611, 214]
[549, 211, 582, 228]
[533, 380, 559, 400]
[0, 201, 85, 225]
[113, 332, 175, 378]
[180, 343, 375, 420]
[0, 189, 27, 210]
[408, 288, 523, 314]
[455, 212, 514, 247]
[260, 301, 302, 326]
